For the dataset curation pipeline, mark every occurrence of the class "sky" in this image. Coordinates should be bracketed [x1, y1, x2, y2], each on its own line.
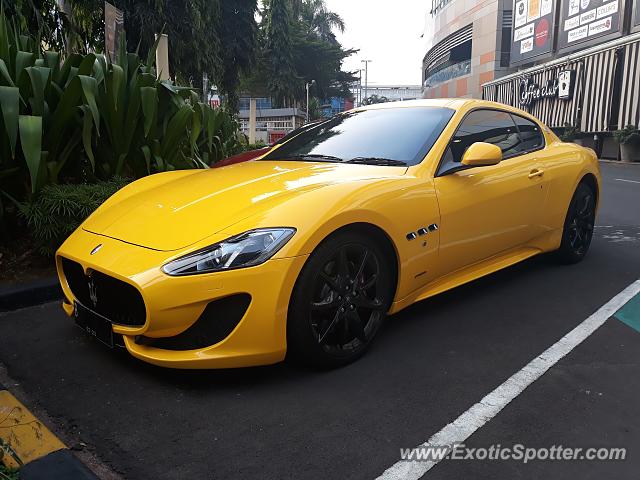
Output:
[323, 0, 429, 86]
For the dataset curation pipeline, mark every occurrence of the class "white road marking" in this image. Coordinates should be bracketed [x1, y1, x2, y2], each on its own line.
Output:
[377, 280, 640, 480]
[615, 178, 640, 184]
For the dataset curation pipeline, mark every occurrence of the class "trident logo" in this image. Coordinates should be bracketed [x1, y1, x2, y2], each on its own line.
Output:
[88, 275, 98, 308]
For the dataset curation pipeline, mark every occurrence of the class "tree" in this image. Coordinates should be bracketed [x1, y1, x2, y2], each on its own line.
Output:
[219, 0, 259, 112]
[111, 0, 222, 89]
[291, 27, 356, 101]
[297, 0, 345, 43]
[252, 0, 356, 107]
[264, 0, 298, 107]
[4, 0, 105, 53]
[60, 0, 104, 53]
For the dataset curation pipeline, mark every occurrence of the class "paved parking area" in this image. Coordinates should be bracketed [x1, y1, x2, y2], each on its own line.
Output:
[0, 162, 638, 479]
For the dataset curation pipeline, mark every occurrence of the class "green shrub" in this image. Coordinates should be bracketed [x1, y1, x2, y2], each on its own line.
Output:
[0, 6, 242, 207]
[613, 125, 640, 145]
[243, 141, 267, 151]
[0, 464, 19, 480]
[21, 177, 130, 256]
[560, 123, 581, 142]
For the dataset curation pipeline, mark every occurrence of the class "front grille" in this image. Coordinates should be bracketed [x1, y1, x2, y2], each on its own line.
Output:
[136, 294, 251, 350]
[61, 257, 147, 327]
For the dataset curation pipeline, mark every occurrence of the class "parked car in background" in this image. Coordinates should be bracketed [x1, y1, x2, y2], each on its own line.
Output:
[212, 121, 323, 168]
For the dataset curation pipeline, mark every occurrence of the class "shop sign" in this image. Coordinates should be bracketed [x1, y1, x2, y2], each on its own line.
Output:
[558, 0, 622, 50]
[519, 70, 576, 105]
[510, 0, 556, 65]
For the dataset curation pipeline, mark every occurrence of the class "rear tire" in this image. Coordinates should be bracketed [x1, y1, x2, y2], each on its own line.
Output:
[556, 183, 596, 264]
[287, 231, 394, 368]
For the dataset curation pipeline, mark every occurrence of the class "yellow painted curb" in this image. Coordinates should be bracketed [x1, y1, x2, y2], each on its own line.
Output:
[0, 390, 66, 468]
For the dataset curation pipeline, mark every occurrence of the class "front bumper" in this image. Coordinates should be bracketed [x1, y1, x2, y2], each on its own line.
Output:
[56, 229, 308, 369]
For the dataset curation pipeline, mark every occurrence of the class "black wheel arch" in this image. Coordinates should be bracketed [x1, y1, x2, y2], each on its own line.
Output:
[300, 222, 400, 304]
[578, 173, 599, 206]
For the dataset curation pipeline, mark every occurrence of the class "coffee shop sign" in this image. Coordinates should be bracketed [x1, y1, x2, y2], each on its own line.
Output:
[519, 70, 575, 106]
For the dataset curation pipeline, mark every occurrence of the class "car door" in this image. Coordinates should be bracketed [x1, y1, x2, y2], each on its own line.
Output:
[433, 109, 548, 274]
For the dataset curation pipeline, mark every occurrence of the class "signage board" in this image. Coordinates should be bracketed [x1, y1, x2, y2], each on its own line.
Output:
[557, 0, 622, 50]
[519, 69, 576, 105]
[510, 0, 556, 65]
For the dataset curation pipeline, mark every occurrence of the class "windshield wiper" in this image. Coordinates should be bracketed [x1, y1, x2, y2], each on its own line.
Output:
[345, 157, 408, 166]
[277, 153, 344, 163]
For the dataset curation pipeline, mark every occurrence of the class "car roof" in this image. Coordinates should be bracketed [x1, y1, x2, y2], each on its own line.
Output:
[353, 98, 468, 112]
[352, 98, 541, 124]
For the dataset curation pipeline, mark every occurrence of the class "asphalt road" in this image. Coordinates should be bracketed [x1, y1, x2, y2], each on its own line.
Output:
[0, 162, 639, 480]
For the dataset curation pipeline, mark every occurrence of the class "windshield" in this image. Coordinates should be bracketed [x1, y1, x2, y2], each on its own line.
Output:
[261, 107, 454, 166]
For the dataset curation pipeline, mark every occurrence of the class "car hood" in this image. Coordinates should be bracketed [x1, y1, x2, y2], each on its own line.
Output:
[83, 161, 406, 251]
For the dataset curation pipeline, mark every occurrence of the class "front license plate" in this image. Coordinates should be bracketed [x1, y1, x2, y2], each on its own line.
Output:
[74, 302, 114, 348]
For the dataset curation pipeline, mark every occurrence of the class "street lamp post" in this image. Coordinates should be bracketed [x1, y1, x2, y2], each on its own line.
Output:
[306, 80, 316, 123]
[361, 60, 372, 104]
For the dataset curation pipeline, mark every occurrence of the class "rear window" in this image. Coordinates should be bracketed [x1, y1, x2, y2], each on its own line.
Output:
[261, 107, 455, 166]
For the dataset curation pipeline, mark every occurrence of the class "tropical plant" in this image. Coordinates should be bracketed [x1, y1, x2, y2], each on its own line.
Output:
[0, 7, 242, 209]
[613, 125, 640, 144]
[21, 177, 130, 255]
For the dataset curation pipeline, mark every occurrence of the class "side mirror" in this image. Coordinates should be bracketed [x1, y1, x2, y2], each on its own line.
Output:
[461, 142, 502, 167]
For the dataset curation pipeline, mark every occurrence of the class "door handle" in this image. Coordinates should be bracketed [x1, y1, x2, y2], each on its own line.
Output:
[528, 168, 544, 179]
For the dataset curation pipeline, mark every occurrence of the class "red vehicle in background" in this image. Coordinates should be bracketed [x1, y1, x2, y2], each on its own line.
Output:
[212, 146, 271, 168]
[211, 121, 322, 168]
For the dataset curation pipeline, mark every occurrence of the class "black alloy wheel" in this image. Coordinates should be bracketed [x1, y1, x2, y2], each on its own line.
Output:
[557, 183, 596, 264]
[287, 232, 393, 367]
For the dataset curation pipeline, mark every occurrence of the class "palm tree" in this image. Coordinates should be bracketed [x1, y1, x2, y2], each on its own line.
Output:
[293, 0, 345, 43]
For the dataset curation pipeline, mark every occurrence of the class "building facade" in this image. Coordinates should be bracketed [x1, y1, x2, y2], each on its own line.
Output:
[422, 0, 514, 99]
[424, 0, 640, 157]
[484, 0, 640, 158]
[237, 100, 306, 144]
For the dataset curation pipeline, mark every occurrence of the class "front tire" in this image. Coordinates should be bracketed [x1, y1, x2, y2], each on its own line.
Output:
[287, 231, 394, 368]
[556, 183, 596, 264]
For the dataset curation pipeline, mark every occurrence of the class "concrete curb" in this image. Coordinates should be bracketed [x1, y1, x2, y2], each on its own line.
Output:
[0, 277, 63, 312]
[0, 384, 97, 479]
[599, 158, 640, 165]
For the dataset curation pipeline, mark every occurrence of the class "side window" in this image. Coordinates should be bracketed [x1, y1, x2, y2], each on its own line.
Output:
[511, 114, 544, 153]
[439, 109, 521, 174]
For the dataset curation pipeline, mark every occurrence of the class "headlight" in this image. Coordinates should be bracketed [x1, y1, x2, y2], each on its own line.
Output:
[162, 228, 296, 276]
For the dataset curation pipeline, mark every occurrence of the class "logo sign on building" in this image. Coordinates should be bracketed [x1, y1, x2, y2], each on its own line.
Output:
[558, 0, 622, 50]
[104, 2, 124, 62]
[558, 70, 576, 99]
[519, 70, 576, 105]
[510, 0, 556, 65]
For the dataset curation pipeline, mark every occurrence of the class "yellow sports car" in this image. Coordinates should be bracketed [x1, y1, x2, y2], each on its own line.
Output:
[56, 99, 600, 369]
